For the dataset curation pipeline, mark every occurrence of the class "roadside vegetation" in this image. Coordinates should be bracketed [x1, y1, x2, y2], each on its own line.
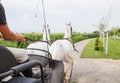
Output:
[1, 27, 120, 60]
[81, 27, 120, 59]
[81, 38, 120, 59]
[0, 32, 99, 48]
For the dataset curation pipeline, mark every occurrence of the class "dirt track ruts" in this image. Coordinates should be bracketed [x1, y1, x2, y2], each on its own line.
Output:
[71, 39, 120, 83]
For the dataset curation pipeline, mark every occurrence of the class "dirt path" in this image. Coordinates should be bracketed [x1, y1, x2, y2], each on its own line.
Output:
[71, 39, 120, 83]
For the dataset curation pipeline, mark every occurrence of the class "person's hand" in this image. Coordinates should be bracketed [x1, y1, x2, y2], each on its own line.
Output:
[15, 34, 26, 42]
[3, 31, 26, 42]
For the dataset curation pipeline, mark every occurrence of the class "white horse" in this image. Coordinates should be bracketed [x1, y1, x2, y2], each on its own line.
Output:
[49, 23, 75, 83]
[26, 25, 51, 56]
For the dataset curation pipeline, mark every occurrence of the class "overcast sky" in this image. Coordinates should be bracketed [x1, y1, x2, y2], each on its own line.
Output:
[1, 0, 120, 33]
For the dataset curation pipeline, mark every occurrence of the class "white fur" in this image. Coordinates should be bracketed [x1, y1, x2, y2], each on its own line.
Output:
[64, 24, 72, 39]
[49, 23, 74, 82]
[26, 41, 50, 56]
[50, 40, 74, 64]
[26, 26, 51, 56]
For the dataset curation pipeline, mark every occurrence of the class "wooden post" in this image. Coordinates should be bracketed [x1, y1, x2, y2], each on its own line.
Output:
[102, 32, 105, 47]
[105, 31, 108, 55]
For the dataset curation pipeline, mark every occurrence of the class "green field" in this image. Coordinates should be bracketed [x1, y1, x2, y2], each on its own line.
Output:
[81, 38, 120, 59]
[0, 32, 99, 48]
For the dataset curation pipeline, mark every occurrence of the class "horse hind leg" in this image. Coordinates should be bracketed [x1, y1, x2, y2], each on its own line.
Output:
[64, 72, 68, 83]
[64, 63, 73, 83]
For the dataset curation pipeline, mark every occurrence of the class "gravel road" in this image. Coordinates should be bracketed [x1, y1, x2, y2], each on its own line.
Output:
[71, 39, 120, 83]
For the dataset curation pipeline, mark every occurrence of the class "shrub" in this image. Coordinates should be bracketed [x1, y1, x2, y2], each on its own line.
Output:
[95, 38, 103, 51]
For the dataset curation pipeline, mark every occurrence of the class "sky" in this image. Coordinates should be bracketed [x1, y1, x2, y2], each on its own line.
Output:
[1, 0, 120, 33]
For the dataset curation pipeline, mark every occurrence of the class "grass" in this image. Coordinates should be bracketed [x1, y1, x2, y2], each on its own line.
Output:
[108, 39, 120, 59]
[0, 40, 18, 47]
[81, 38, 120, 59]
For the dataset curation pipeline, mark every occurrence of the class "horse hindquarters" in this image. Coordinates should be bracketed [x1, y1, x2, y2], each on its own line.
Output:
[50, 40, 74, 83]
[50, 40, 74, 61]
[26, 42, 50, 56]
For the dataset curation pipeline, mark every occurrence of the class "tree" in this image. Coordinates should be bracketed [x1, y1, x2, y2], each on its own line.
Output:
[98, 17, 107, 39]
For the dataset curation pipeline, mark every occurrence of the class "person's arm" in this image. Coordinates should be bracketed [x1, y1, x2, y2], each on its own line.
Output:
[0, 24, 25, 42]
[0, 3, 25, 42]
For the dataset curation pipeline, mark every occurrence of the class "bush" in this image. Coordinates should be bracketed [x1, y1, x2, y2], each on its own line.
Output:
[50, 33, 64, 42]
[95, 46, 99, 51]
[94, 38, 103, 51]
